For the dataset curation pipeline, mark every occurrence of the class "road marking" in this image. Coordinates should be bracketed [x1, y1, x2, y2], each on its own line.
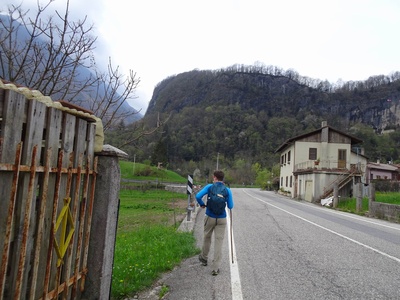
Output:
[245, 191, 400, 264]
[269, 191, 400, 232]
[227, 209, 243, 300]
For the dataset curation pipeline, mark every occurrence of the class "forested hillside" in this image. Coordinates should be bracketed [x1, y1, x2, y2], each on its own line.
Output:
[106, 64, 400, 181]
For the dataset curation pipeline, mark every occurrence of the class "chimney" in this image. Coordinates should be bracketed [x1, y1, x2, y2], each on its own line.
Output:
[321, 121, 327, 127]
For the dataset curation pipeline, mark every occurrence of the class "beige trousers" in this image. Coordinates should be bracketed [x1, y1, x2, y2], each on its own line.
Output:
[201, 216, 227, 271]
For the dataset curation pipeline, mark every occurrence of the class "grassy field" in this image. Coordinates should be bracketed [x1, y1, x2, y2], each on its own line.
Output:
[375, 192, 400, 204]
[111, 162, 199, 299]
[119, 160, 187, 183]
[336, 191, 400, 215]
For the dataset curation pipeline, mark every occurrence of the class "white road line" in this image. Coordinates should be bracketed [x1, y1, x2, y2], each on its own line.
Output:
[244, 189, 400, 232]
[227, 209, 243, 300]
[311, 204, 400, 231]
[245, 191, 400, 264]
[268, 191, 400, 232]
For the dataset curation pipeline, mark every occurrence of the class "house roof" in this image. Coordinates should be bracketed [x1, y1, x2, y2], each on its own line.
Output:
[275, 124, 363, 153]
[367, 162, 399, 172]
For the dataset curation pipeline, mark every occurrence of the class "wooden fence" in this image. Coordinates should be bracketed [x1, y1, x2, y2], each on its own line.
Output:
[0, 86, 100, 299]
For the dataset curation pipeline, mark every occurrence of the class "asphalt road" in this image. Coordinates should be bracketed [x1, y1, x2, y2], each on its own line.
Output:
[141, 188, 400, 300]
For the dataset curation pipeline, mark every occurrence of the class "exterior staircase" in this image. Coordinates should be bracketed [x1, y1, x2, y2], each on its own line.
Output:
[320, 172, 355, 200]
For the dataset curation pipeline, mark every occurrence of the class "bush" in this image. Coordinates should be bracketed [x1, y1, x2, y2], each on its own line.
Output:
[373, 180, 400, 192]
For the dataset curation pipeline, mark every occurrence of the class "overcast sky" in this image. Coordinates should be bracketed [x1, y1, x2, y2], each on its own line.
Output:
[5, 0, 400, 113]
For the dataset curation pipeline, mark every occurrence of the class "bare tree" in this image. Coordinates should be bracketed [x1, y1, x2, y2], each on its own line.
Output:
[114, 112, 171, 149]
[0, 0, 146, 131]
[88, 59, 141, 131]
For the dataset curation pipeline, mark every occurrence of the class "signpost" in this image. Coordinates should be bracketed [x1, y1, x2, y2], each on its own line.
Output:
[187, 174, 194, 221]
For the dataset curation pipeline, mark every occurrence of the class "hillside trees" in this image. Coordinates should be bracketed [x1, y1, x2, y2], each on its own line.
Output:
[0, 1, 141, 130]
[254, 163, 280, 190]
[138, 67, 400, 181]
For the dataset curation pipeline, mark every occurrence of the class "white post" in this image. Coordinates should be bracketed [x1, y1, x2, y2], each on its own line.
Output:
[132, 154, 136, 175]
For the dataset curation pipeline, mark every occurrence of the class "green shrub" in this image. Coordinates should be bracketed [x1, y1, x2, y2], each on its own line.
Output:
[111, 187, 199, 299]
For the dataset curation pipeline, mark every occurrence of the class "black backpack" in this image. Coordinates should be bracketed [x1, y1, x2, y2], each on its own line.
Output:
[207, 183, 228, 215]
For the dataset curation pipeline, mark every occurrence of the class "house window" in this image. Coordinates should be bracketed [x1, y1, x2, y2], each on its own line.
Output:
[309, 148, 317, 160]
[285, 176, 288, 187]
[290, 176, 292, 187]
[338, 149, 347, 160]
[284, 153, 287, 164]
[338, 149, 347, 168]
[281, 155, 284, 165]
[281, 177, 283, 186]
[287, 151, 291, 164]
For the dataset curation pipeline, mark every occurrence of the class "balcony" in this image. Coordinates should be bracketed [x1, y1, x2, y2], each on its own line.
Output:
[294, 160, 364, 174]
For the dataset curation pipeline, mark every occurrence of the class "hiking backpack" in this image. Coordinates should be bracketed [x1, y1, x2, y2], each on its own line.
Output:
[207, 183, 228, 215]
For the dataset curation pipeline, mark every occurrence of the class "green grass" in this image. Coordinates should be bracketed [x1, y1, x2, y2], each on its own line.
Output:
[336, 197, 369, 214]
[336, 192, 400, 214]
[112, 225, 198, 299]
[119, 160, 187, 183]
[111, 163, 199, 299]
[375, 192, 400, 204]
[117, 189, 189, 232]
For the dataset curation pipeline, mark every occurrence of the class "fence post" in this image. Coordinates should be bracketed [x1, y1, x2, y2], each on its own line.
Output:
[369, 183, 375, 204]
[82, 145, 127, 299]
[356, 182, 362, 213]
[333, 183, 339, 208]
[368, 183, 375, 217]
[187, 174, 194, 221]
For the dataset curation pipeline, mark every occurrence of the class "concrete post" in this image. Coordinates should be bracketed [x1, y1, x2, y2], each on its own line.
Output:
[356, 182, 362, 213]
[369, 183, 375, 208]
[333, 183, 339, 208]
[82, 145, 128, 299]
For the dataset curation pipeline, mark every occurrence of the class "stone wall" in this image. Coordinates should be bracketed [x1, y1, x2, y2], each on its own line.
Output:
[165, 185, 186, 194]
[369, 202, 400, 223]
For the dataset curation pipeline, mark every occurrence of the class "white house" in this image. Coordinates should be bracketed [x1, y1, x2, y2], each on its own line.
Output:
[275, 121, 368, 202]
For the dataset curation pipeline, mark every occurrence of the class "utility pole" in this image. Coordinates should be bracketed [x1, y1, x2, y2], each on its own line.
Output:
[133, 154, 136, 175]
[216, 152, 219, 170]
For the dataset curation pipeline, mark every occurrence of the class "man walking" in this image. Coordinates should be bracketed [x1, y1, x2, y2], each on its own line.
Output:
[195, 170, 234, 276]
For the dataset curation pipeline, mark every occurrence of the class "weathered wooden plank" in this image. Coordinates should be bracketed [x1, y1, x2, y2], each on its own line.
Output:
[31, 106, 62, 299]
[47, 112, 76, 297]
[81, 156, 97, 293]
[86, 123, 96, 168]
[9, 98, 47, 298]
[74, 118, 89, 167]
[0, 90, 26, 163]
[0, 88, 4, 117]
[43, 149, 64, 298]
[14, 145, 38, 300]
[64, 118, 87, 298]
[59, 114, 79, 296]
[0, 142, 22, 300]
[0, 91, 26, 299]
[61, 113, 77, 156]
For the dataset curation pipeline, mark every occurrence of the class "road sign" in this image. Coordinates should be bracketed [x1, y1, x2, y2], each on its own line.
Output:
[187, 174, 193, 195]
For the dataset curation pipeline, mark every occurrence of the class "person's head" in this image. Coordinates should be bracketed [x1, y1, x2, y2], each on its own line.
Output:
[213, 170, 224, 182]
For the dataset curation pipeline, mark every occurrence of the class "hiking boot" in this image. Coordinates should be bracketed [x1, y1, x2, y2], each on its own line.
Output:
[198, 255, 207, 266]
[212, 269, 219, 276]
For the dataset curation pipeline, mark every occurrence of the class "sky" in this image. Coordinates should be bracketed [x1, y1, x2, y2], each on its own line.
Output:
[4, 0, 400, 113]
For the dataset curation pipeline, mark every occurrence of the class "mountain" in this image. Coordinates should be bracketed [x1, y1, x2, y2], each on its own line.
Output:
[137, 65, 400, 168]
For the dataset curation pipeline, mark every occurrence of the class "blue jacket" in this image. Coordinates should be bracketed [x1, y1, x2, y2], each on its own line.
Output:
[195, 182, 234, 218]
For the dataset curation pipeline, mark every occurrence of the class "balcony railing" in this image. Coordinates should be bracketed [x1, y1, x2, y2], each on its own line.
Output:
[294, 160, 364, 173]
